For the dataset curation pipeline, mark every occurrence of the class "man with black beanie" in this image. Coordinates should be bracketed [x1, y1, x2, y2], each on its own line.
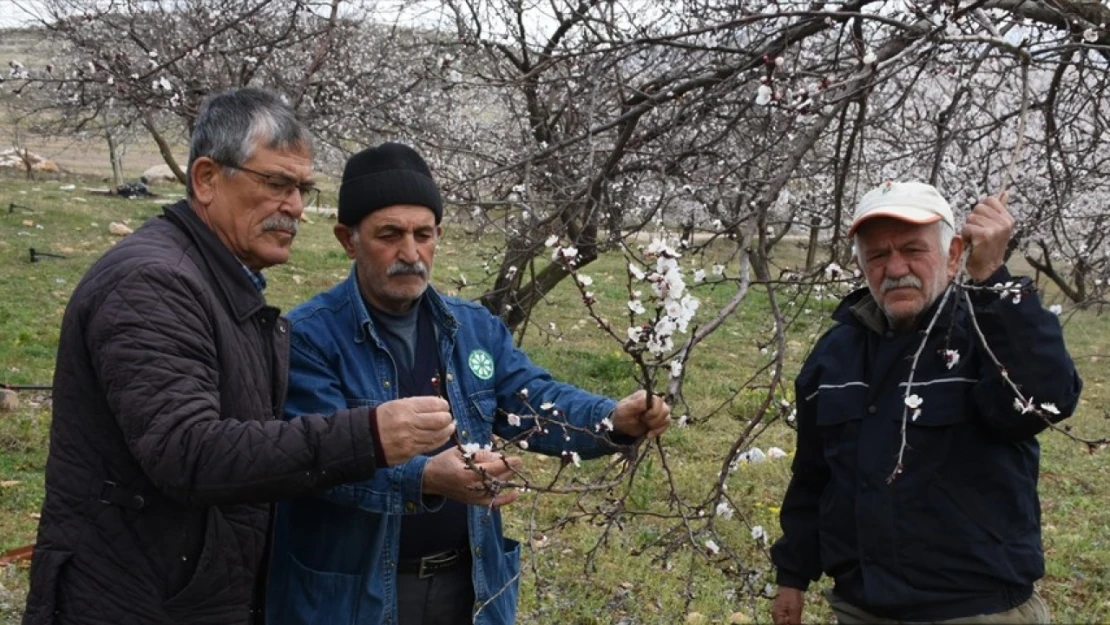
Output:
[267, 142, 672, 625]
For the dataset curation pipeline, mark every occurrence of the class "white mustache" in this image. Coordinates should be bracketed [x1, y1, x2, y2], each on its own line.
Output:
[387, 261, 427, 277]
[262, 216, 299, 235]
[881, 274, 922, 293]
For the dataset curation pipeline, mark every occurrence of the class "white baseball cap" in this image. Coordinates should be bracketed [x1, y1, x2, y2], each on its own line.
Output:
[848, 181, 955, 236]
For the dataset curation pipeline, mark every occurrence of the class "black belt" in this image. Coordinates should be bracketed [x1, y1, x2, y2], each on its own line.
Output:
[397, 549, 469, 579]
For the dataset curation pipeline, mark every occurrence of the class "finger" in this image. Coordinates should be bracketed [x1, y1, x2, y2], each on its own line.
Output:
[491, 489, 520, 509]
[414, 410, 455, 431]
[474, 457, 521, 478]
[427, 422, 456, 445]
[404, 395, 451, 412]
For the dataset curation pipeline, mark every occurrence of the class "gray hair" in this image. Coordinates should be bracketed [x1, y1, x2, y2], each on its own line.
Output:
[186, 88, 313, 197]
[854, 220, 956, 266]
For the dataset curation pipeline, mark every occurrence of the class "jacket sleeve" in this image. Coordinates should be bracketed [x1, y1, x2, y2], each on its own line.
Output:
[770, 363, 828, 591]
[968, 267, 1083, 440]
[283, 332, 443, 515]
[88, 265, 380, 507]
[481, 311, 621, 460]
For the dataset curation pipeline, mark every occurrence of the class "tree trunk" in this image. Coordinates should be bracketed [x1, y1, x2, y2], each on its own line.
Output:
[105, 124, 124, 187]
[142, 112, 186, 184]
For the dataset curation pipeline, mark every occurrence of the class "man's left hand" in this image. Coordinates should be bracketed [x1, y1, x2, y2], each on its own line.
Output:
[962, 191, 1015, 282]
[611, 390, 672, 439]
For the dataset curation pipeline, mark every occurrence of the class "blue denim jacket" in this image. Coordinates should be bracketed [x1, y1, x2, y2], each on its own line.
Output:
[267, 267, 620, 625]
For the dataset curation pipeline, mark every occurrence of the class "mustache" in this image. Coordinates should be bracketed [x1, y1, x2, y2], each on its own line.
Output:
[387, 260, 428, 278]
[262, 215, 299, 236]
[881, 274, 922, 293]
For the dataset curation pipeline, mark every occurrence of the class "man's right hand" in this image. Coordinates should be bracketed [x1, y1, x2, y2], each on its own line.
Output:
[375, 397, 456, 466]
[424, 447, 523, 507]
[772, 586, 805, 625]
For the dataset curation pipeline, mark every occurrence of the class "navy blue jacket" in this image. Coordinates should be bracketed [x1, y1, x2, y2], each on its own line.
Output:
[771, 267, 1082, 620]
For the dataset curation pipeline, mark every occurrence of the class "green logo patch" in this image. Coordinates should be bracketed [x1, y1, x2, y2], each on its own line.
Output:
[468, 349, 495, 380]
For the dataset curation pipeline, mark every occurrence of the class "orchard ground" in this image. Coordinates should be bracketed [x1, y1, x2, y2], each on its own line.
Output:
[1, 172, 1108, 624]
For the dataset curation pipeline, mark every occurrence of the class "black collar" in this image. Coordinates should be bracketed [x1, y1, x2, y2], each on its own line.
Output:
[162, 200, 268, 322]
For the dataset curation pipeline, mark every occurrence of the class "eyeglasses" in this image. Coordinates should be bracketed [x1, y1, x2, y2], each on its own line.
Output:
[221, 161, 320, 208]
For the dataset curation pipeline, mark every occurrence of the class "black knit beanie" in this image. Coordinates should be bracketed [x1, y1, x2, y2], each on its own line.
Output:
[338, 142, 443, 226]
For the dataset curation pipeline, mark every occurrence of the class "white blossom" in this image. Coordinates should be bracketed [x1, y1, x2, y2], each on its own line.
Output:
[627, 299, 647, 315]
[669, 360, 683, 378]
[715, 501, 734, 520]
[943, 349, 960, 370]
[751, 525, 766, 541]
[1040, 402, 1060, 416]
[1048, 304, 1063, 315]
[767, 447, 788, 459]
[694, 269, 706, 283]
[562, 450, 582, 467]
[577, 274, 594, 287]
[705, 539, 721, 555]
[544, 234, 559, 247]
[904, 394, 924, 409]
[755, 84, 773, 105]
[506, 413, 522, 427]
[712, 264, 725, 276]
[1083, 28, 1100, 43]
[628, 263, 646, 280]
[863, 51, 877, 65]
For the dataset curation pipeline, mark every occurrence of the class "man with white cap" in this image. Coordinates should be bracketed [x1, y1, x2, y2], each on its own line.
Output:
[769, 182, 1082, 624]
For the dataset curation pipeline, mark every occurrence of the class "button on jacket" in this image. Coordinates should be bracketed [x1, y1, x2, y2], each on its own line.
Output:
[771, 268, 1082, 621]
[267, 269, 623, 625]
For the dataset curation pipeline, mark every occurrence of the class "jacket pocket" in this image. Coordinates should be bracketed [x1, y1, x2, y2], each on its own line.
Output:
[162, 507, 241, 616]
[284, 553, 363, 625]
[894, 379, 975, 427]
[468, 389, 498, 424]
[22, 548, 74, 625]
[814, 386, 866, 469]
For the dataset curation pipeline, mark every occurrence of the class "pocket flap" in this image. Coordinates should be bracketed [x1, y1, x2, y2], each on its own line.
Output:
[895, 377, 977, 427]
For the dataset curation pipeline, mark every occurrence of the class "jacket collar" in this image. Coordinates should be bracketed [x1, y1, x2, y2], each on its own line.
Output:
[163, 200, 267, 322]
[833, 284, 963, 336]
[343, 265, 458, 344]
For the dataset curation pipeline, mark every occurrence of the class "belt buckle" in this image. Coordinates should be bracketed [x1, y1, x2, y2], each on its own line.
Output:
[417, 550, 458, 579]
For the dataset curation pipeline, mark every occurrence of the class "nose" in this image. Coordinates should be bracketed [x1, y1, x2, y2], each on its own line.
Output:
[281, 189, 305, 220]
[398, 234, 420, 263]
[884, 252, 910, 278]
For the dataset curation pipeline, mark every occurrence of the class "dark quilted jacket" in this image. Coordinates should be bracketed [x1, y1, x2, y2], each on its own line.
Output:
[23, 201, 382, 625]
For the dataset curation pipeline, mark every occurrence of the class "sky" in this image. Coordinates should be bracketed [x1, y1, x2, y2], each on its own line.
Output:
[0, 0, 39, 27]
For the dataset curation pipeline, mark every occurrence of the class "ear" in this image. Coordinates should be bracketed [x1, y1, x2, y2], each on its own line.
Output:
[333, 224, 358, 259]
[947, 235, 965, 279]
[190, 157, 221, 204]
[436, 225, 444, 241]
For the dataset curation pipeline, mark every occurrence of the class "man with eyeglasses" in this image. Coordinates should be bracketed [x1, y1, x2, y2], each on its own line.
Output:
[23, 88, 456, 625]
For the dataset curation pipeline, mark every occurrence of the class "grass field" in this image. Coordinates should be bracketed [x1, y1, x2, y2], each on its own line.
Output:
[1, 172, 1109, 624]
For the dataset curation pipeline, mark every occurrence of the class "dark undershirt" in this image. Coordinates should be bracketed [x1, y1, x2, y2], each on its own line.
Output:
[365, 296, 469, 559]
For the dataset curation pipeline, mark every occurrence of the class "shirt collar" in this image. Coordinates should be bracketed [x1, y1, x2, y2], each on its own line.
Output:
[240, 262, 267, 293]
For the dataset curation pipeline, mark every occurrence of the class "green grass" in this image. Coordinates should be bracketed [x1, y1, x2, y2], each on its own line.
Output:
[1, 173, 1109, 623]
